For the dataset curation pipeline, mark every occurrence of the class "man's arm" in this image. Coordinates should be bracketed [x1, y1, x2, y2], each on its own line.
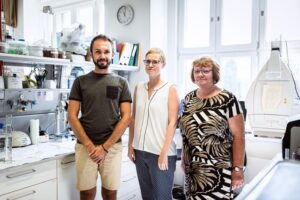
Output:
[102, 102, 131, 151]
[68, 99, 95, 152]
[128, 86, 137, 162]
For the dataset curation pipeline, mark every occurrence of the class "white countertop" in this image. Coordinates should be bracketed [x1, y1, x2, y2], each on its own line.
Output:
[0, 140, 76, 171]
[236, 153, 283, 199]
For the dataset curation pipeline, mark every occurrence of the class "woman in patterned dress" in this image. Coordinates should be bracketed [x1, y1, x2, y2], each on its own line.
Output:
[179, 56, 245, 199]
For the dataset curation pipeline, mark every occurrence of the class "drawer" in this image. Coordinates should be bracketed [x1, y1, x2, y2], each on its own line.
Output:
[0, 179, 56, 200]
[0, 160, 56, 195]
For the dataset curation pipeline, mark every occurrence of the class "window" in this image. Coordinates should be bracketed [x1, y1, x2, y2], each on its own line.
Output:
[264, 0, 300, 42]
[182, 0, 211, 48]
[55, 11, 71, 34]
[217, 54, 256, 100]
[76, 7, 94, 37]
[177, 0, 300, 101]
[219, 0, 253, 46]
[52, 0, 104, 40]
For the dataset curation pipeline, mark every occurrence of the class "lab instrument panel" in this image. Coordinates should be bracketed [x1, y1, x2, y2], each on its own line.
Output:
[0, 89, 69, 117]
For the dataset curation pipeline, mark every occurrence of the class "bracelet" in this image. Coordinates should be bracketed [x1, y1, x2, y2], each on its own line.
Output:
[101, 145, 109, 153]
[232, 166, 244, 172]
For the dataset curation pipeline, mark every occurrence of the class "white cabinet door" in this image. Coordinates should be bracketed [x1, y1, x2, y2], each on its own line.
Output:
[0, 179, 56, 200]
[57, 154, 79, 200]
[57, 154, 102, 200]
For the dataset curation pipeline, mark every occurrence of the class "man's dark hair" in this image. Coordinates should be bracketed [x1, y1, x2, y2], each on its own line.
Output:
[90, 34, 114, 53]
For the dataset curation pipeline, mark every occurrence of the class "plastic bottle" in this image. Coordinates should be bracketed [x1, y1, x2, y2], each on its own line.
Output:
[0, 123, 5, 162]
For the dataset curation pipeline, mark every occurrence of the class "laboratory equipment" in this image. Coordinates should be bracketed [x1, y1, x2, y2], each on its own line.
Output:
[12, 131, 31, 147]
[245, 41, 300, 138]
[282, 114, 300, 160]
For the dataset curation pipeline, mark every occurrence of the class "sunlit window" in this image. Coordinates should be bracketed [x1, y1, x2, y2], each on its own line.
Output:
[218, 55, 254, 100]
[183, 0, 211, 48]
[55, 11, 71, 33]
[265, 0, 300, 42]
[76, 6, 94, 37]
[221, 0, 253, 45]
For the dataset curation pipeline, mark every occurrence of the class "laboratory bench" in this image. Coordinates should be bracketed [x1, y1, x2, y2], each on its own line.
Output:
[236, 153, 300, 200]
[0, 132, 141, 200]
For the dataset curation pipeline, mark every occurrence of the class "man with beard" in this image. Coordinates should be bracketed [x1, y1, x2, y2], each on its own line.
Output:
[68, 34, 132, 200]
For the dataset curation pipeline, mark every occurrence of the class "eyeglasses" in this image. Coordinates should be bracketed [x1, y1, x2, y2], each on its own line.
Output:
[143, 59, 161, 66]
[193, 69, 212, 75]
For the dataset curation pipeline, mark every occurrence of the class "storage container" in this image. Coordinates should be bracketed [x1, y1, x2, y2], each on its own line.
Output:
[0, 42, 8, 53]
[28, 46, 44, 57]
[6, 40, 28, 55]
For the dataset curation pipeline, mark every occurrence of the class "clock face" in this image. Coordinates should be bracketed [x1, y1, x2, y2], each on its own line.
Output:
[117, 5, 134, 25]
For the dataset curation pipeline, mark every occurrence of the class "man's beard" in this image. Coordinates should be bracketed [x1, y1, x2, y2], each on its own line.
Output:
[93, 58, 112, 69]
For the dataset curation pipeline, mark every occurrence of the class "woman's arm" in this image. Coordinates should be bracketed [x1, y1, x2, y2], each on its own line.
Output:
[229, 114, 245, 189]
[158, 85, 180, 170]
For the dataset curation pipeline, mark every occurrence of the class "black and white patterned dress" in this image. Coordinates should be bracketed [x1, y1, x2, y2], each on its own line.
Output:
[179, 89, 242, 200]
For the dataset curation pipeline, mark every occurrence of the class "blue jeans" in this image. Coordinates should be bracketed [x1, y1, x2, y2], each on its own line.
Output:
[134, 149, 177, 200]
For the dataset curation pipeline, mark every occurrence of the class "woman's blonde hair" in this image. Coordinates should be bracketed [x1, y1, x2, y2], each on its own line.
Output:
[190, 56, 220, 84]
[145, 48, 166, 66]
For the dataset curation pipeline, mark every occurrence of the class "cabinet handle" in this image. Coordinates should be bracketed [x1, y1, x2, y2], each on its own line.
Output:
[6, 169, 36, 179]
[61, 160, 75, 165]
[6, 190, 36, 200]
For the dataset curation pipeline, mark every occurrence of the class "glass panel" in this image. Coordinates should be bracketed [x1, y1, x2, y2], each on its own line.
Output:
[183, 0, 211, 48]
[55, 11, 71, 33]
[221, 0, 252, 45]
[184, 59, 198, 94]
[218, 56, 253, 100]
[76, 6, 94, 37]
[266, 0, 300, 41]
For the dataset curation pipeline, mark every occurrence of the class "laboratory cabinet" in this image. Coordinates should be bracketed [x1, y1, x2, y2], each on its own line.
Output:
[0, 179, 57, 200]
[57, 155, 79, 200]
[0, 160, 57, 199]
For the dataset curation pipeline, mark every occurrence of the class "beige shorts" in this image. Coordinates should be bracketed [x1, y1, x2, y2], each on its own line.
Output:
[75, 142, 123, 191]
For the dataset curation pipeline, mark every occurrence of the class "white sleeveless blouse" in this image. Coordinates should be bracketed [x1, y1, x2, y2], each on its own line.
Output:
[133, 81, 176, 156]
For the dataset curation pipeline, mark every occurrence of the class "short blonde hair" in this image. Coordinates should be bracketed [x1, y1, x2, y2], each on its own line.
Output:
[190, 56, 220, 84]
[145, 48, 166, 66]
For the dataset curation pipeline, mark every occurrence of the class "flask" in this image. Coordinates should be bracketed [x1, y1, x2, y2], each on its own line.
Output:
[5, 114, 13, 162]
[0, 123, 5, 162]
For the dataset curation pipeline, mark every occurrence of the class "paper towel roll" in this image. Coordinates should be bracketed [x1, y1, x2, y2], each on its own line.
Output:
[30, 119, 39, 145]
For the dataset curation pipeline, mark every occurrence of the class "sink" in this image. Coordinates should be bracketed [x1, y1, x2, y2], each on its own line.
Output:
[240, 160, 300, 200]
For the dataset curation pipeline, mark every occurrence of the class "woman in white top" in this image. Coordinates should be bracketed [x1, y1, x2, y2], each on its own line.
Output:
[128, 48, 180, 200]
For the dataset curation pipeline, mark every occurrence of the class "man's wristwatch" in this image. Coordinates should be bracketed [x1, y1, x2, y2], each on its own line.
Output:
[232, 166, 244, 172]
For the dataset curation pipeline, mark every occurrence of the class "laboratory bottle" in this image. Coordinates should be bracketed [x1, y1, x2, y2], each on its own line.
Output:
[0, 123, 5, 162]
[5, 114, 13, 162]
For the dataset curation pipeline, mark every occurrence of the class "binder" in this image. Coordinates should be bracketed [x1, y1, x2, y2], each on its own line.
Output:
[128, 44, 138, 66]
[133, 43, 141, 66]
[118, 42, 133, 65]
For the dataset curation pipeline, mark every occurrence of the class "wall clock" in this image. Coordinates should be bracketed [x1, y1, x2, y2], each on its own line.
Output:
[117, 4, 134, 25]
